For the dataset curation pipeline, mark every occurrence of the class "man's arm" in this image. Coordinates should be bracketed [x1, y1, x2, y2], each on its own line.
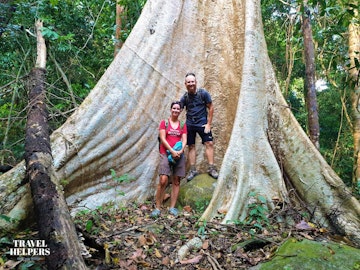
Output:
[203, 102, 213, 133]
[179, 94, 186, 109]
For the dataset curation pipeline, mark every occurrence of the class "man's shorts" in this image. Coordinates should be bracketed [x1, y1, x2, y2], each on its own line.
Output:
[159, 154, 186, 177]
[187, 125, 213, 145]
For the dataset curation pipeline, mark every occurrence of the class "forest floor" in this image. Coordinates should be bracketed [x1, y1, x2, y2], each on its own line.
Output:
[1, 200, 354, 270]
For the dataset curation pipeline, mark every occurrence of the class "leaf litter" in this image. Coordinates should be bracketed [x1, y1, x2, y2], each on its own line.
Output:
[0, 201, 354, 269]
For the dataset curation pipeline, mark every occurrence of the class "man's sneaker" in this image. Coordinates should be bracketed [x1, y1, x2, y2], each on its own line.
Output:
[169, 207, 179, 216]
[208, 165, 219, 179]
[150, 208, 161, 218]
[187, 169, 199, 181]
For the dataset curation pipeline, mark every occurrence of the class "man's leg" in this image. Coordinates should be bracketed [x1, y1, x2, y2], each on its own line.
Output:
[188, 144, 196, 167]
[205, 141, 218, 179]
[204, 141, 214, 165]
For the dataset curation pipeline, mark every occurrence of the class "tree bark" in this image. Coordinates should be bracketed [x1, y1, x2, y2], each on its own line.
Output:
[302, 1, 320, 149]
[114, 3, 124, 57]
[1, 0, 360, 247]
[349, 7, 360, 189]
[24, 20, 87, 269]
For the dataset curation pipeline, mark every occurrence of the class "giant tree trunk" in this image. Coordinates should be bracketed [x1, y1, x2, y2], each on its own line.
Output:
[1, 0, 360, 246]
[24, 20, 87, 269]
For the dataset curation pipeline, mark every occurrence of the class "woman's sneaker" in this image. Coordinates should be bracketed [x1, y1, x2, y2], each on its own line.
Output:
[169, 207, 179, 216]
[208, 165, 219, 179]
[150, 208, 161, 218]
[187, 169, 199, 181]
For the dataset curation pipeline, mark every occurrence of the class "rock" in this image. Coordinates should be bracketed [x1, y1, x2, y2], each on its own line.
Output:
[254, 238, 360, 270]
[178, 174, 216, 210]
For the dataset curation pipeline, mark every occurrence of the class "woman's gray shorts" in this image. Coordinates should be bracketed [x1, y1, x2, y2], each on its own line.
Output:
[159, 154, 186, 177]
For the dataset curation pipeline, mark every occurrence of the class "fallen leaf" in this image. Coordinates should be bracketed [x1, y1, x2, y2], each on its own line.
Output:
[295, 220, 314, 230]
[327, 246, 335, 255]
[4, 259, 23, 269]
[138, 235, 147, 246]
[202, 240, 209, 249]
[162, 256, 170, 265]
[130, 248, 145, 260]
[138, 260, 151, 267]
[154, 248, 162, 258]
[180, 255, 203, 264]
[140, 204, 149, 210]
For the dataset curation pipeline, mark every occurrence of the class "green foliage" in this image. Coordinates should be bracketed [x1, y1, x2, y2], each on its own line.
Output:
[245, 191, 270, 234]
[117, 0, 147, 42]
[0, 0, 146, 163]
[318, 87, 353, 186]
[262, 0, 355, 189]
[74, 202, 116, 235]
[196, 220, 207, 238]
[194, 199, 209, 213]
[110, 168, 135, 197]
[59, 179, 69, 187]
[228, 191, 270, 235]
[110, 168, 134, 184]
[85, 219, 94, 234]
[355, 181, 360, 199]
[0, 214, 15, 224]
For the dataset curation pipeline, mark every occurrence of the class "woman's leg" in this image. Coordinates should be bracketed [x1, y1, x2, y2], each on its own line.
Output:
[170, 176, 180, 209]
[155, 174, 168, 209]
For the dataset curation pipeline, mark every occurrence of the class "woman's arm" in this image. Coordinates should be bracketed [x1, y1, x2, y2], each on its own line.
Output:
[159, 129, 173, 152]
[181, 132, 187, 153]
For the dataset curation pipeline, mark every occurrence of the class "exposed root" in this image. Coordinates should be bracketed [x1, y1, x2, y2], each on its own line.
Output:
[177, 236, 203, 261]
[205, 251, 225, 270]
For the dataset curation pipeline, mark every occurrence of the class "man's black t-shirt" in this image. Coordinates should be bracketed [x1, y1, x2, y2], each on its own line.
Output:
[180, 88, 212, 127]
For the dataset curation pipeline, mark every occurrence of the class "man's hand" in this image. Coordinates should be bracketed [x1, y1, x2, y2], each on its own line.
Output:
[202, 123, 211, 134]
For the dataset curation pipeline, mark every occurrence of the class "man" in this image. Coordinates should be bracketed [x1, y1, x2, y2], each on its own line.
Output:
[180, 72, 219, 181]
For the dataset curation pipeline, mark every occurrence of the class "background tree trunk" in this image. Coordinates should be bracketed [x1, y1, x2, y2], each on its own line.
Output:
[114, 3, 124, 57]
[24, 20, 87, 269]
[1, 0, 360, 246]
[302, 1, 320, 149]
[349, 7, 360, 189]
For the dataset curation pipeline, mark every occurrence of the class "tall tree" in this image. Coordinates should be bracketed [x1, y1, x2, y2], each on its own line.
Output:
[114, 2, 124, 57]
[25, 20, 87, 269]
[1, 0, 360, 248]
[349, 3, 360, 189]
[302, 0, 320, 149]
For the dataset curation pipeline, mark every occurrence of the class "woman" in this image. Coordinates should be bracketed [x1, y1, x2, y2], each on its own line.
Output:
[151, 101, 187, 217]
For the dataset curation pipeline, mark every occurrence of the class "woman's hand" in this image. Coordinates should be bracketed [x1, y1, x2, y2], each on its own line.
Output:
[171, 150, 182, 160]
